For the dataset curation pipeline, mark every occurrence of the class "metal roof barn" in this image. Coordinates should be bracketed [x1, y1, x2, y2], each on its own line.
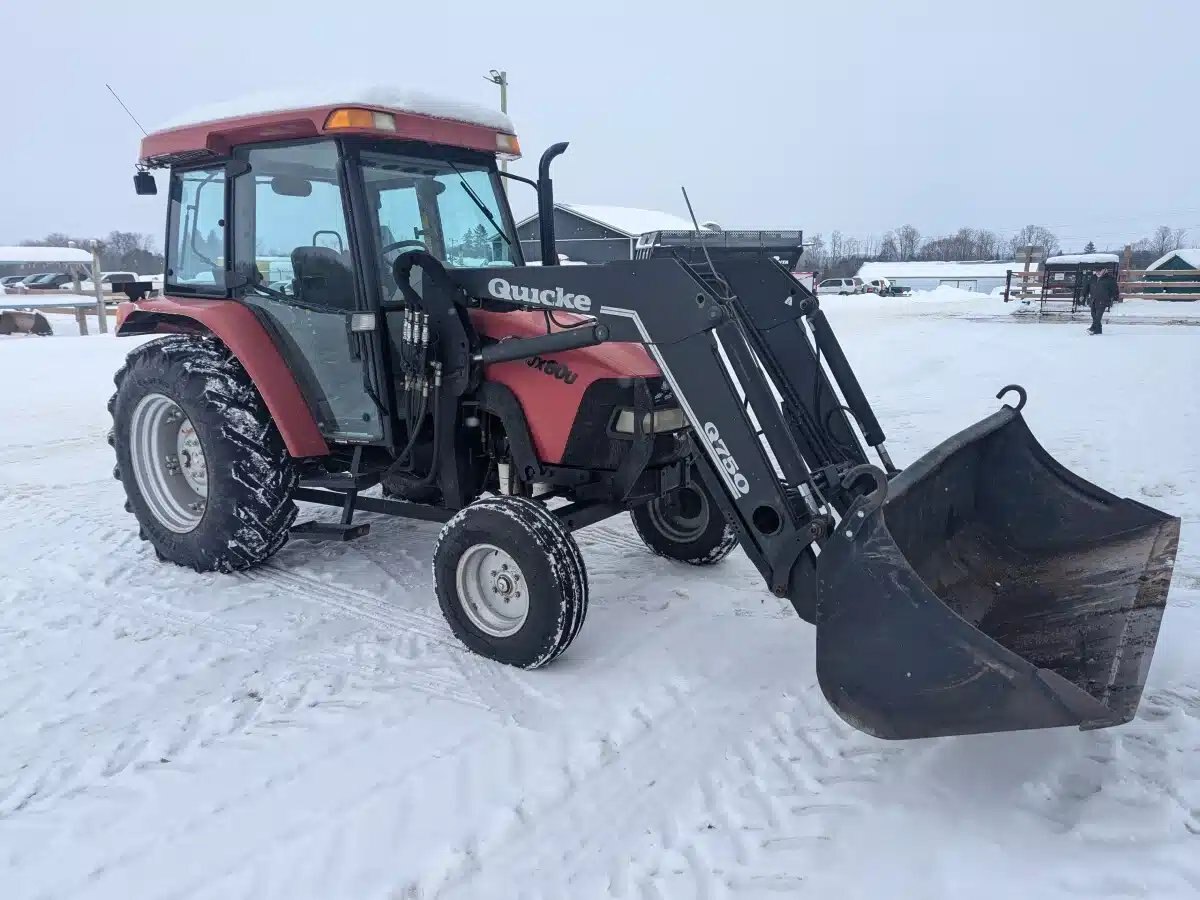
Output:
[515, 203, 702, 264]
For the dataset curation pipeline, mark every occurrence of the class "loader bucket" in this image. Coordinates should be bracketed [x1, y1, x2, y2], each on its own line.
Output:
[813, 394, 1180, 740]
[0, 310, 53, 336]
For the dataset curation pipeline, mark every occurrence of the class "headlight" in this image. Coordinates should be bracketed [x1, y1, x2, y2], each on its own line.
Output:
[613, 407, 688, 434]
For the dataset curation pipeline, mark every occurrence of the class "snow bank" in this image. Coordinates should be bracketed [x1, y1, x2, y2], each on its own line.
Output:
[816, 284, 999, 321]
[153, 85, 514, 135]
[858, 260, 1033, 280]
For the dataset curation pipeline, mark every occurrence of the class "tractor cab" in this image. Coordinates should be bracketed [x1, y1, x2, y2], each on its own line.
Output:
[130, 95, 528, 450]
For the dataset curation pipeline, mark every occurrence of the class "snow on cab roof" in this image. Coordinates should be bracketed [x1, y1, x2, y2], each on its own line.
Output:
[1044, 252, 1119, 265]
[1146, 248, 1200, 271]
[151, 85, 515, 135]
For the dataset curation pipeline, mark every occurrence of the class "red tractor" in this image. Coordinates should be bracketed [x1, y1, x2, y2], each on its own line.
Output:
[112, 89, 1179, 739]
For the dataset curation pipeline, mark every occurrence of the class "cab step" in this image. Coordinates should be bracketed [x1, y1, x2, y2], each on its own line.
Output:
[299, 471, 381, 491]
[290, 520, 372, 542]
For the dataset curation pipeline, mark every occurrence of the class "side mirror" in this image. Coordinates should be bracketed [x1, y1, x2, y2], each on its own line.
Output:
[134, 171, 157, 195]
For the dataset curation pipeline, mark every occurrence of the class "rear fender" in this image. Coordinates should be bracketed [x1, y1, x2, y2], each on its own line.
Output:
[116, 299, 328, 458]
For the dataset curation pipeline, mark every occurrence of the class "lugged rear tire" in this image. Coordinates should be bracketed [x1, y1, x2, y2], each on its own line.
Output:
[433, 495, 588, 668]
[110, 334, 298, 573]
[631, 480, 738, 566]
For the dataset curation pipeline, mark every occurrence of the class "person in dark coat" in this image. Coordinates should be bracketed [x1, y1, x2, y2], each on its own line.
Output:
[1088, 269, 1117, 334]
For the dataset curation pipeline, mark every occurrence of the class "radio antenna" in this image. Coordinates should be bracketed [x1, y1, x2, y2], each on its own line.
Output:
[105, 83, 148, 137]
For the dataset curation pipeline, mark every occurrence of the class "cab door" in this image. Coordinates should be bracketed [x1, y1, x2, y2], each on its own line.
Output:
[228, 140, 383, 444]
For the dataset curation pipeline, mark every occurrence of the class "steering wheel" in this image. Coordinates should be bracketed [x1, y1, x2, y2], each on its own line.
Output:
[382, 239, 426, 255]
[381, 240, 428, 288]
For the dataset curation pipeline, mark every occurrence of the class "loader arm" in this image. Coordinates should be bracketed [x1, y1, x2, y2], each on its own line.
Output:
[453, 256, 1180, 741]
[453, 259, 874, 611]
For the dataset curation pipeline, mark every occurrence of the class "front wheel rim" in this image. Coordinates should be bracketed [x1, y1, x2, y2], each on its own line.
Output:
[129, 393, 208, 534]
[646, 486, 709, 543]
[455, 543, 530, 637]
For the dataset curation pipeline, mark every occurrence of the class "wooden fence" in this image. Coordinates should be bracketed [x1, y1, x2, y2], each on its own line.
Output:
[1117, 268, 1200, 302]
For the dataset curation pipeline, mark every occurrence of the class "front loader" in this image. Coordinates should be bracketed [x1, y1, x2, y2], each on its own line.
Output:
[111, 91, 1179, 740]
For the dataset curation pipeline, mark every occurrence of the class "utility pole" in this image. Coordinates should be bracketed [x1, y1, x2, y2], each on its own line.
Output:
[485, 69, 509, 177]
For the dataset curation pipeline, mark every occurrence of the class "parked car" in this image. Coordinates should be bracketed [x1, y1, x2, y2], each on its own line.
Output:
[816, 277, 864, 295]
[9, 273, 56, 294]
[0, 275, 27, 290]
[863, 278, 914, 297]
[25, 272, 81, 291]
[66, 271, 139, 294]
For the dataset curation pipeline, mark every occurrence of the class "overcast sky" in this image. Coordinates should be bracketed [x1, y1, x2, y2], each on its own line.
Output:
[1, 0, 1197, 252]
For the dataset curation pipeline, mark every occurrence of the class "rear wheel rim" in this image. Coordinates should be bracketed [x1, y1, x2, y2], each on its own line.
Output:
[646, 486, 709, 543]
[455, 543, 529, 637]
[129, 393, 207, 534]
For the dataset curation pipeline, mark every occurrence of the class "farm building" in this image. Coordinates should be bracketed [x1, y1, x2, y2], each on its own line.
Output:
[516, 203, 701, 264]
[856, 260, 1036, 294]
[1142, 248, 1200, 297]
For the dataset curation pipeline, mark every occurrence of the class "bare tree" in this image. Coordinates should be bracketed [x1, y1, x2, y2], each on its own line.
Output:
[917, 236, 954, 261]
[975, 229, 1001, 259]
[896, 224, 921, 261]
[1007, 225, 1060, 259]
[1146, 225, 1187, 257]
[878, 232, 899, 261]
[828, 230, 844, 263]
[804, 233, 826, 270]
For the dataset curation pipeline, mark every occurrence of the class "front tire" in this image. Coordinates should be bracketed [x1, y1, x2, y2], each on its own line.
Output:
[110, 335, 298, 572]
[631, 480, 738, 565]
[434, 496, 587, 668]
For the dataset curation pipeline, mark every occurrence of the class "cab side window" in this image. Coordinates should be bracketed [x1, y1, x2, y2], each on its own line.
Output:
[166, 167, 226, 294]
[233, 141, 355, 310]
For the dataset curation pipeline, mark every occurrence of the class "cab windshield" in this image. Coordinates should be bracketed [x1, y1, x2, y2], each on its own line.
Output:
[358, 148, 519, 296]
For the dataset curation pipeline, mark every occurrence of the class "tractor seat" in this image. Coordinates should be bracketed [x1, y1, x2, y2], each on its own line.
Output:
[291, 246, 354, 308]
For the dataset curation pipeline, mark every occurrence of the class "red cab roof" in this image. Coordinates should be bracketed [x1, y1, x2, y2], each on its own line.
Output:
[139, 88, 517, 167]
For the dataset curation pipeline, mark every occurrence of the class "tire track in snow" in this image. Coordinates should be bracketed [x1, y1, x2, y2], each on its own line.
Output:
[0, 540, 502, 819]
[25, 704, 487, 900]
[630, 694, 908, 899]
[2, 488, 547, 724]
[0, 430, 109, 466]
[0, 605, 486, 819]
[241, 563, 550, 720]
[433, 652, 807, 900]
[577, 520, 649, 555]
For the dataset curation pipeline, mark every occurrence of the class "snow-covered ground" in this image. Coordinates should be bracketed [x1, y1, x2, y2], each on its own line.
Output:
[1, 301, 1198, 899]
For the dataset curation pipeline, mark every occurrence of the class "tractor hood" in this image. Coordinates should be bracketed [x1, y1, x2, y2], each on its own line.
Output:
[468, 309, 661, 379]
[469, 308, 664, 464]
